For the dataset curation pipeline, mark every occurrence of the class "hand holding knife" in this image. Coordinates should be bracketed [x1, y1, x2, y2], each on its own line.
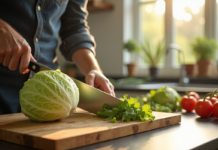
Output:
[28, 60, 120, 114]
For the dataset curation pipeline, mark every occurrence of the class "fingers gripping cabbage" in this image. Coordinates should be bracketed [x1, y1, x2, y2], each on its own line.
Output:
[19, 70, 79, 122]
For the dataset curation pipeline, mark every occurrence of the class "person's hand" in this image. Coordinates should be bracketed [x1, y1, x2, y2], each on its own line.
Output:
[71, 49, 115, 97]
[85, 70, 115, 97]
[0, 19, 35, 74]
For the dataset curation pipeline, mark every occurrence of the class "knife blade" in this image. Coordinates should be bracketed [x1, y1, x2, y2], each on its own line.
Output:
[28, 60, 121, 114]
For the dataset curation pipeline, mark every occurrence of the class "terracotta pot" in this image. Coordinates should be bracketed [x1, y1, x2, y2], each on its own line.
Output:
[65, 69, 77, 78]
[185, 64, 197, 77]
[149, 67, 158, 77]
[217, 66, 218, 77]
[127, 62, 138, 77]
[197, 60, 214, 77]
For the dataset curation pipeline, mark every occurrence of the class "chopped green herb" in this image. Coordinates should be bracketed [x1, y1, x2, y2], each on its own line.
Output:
[110, 117, 117, 123]
[95, 94, 155, 123]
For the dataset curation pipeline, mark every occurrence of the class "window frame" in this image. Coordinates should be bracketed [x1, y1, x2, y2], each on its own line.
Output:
[130, 0, 218, 77]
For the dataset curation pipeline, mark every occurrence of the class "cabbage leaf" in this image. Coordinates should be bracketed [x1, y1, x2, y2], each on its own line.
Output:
[19, 69, 79, 122]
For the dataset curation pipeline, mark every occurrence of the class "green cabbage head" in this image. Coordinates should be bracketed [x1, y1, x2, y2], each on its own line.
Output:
[147, 86, 181, 111]
[19, 69, 79, 122]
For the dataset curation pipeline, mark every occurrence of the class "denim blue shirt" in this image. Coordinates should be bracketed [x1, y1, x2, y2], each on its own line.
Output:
[0, 0, 96, 114]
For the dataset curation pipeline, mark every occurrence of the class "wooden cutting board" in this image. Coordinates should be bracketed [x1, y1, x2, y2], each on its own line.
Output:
[0, 108, 181, 150]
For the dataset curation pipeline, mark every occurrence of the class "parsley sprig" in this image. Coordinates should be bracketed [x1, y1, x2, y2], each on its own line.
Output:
[95, 95, 155, 123]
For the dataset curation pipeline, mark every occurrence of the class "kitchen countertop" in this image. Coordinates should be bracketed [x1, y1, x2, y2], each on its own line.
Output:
[1, 77, 218, 150]
[1, 111, 218, 150]
[76, 76, 218, 94]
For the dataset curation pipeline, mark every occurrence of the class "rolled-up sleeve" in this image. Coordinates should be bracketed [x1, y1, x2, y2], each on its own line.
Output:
[59, 0, 96, 61]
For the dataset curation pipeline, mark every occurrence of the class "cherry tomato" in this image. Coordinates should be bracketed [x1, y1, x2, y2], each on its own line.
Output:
[213, 102, 218, 118]
[206, 96, 218, 105]
[189, 92, 200, 101]
[213, 95, 218, 99]
[195, 99, 213, 117]
[181, 95, 197, 112]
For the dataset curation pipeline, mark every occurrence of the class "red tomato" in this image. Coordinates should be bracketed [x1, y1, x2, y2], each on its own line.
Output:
[213, 95, 218, 99]
[181, 95, 197, 112]
[213, 102, 218, 118]
[195, 99, 213, 117]
[206, 96, 218, 105]
[189, 92, 200, 101]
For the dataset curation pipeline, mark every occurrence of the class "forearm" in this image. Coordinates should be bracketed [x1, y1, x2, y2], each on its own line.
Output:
[59, 0, 96, 61]
[71, 49, 102, 76]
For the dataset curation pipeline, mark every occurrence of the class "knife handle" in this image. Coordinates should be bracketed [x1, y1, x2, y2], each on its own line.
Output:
[28, 60, 41, 73]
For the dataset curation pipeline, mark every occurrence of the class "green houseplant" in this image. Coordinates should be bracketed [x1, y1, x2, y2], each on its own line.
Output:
[140, 39, 166, 77]
[124, 39, 141, 76]
[190, 37, 218, 77]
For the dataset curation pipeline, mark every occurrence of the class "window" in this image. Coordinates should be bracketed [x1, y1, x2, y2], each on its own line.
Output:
[139, 0, 165, 67]
[139, 0, 165, 42]
[132, 0, 217, 77]
[174, 0, 205, 66]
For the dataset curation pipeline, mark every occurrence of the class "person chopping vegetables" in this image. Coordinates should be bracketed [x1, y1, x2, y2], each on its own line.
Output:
[0, 0, 115, 115]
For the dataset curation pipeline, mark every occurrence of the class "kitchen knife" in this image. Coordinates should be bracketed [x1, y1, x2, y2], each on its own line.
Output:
[28, 60, 121, 114]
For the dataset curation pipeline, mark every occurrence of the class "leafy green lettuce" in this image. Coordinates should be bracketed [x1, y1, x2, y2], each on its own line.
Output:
[143, 86, 182, 112]
[95, 95, 155, 123]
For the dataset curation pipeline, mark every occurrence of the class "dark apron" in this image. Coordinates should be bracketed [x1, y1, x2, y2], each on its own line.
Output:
[0, 65, 29, 114]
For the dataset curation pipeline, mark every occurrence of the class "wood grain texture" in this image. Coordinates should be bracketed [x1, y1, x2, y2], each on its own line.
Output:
[0, 108, 181, 150]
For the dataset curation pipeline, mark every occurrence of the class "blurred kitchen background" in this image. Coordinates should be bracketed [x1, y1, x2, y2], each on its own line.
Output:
[55, 0, 218, 94]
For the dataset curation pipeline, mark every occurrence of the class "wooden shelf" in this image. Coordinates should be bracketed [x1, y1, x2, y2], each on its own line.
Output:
[87, 1, 114, 12]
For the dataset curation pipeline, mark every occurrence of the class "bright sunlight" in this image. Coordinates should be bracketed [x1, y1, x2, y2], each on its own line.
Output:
[173, 0, 205, 22]
[145, 0, 205, 22]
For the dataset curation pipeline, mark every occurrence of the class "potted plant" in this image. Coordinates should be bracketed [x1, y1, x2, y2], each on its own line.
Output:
[190, 37, 218, 77]
[64, 62, 78, 78]
[140, 39, 166, 77]
[185, 63, 198, 77]
[124, 39, 141, 76]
